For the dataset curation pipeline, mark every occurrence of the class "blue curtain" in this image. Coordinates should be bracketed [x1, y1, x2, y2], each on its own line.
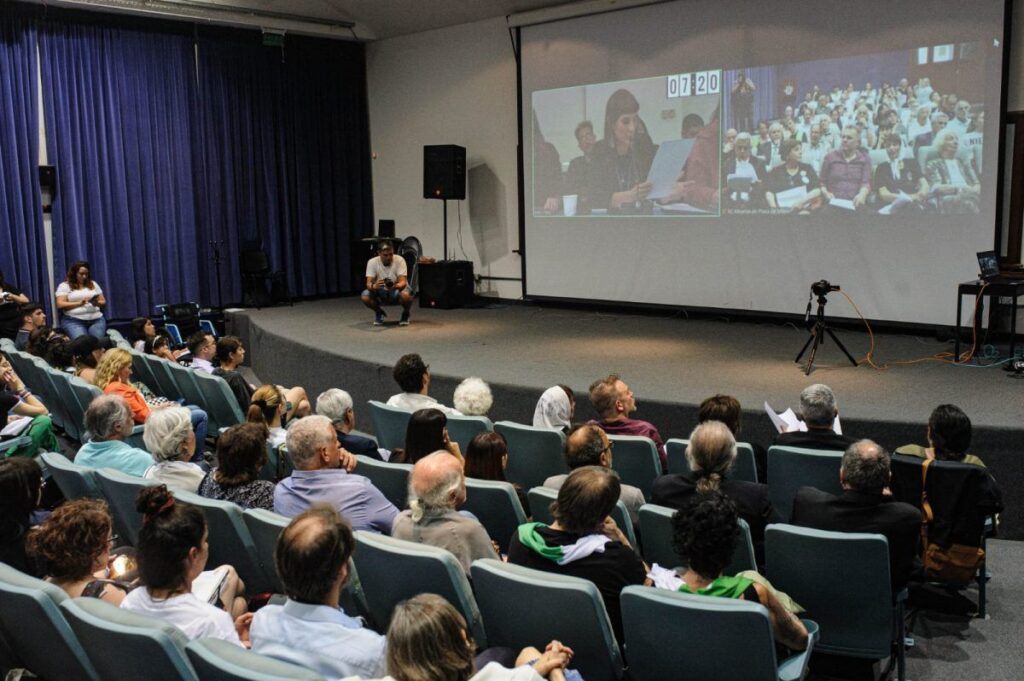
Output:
[0, 13, 48, 308]
[39, 15, 202, 321]
[194, 33, 373, 303]
[723, 65, 779, 135]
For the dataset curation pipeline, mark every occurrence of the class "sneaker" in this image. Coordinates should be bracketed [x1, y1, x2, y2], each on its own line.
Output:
[399, 313, 410, 326]
[374, 312, 384, 326]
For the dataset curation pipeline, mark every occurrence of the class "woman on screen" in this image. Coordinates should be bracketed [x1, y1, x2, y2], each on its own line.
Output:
[925, 131, 980, 214]
[581, 88, 655, 213]
[765, 139, 821, 213]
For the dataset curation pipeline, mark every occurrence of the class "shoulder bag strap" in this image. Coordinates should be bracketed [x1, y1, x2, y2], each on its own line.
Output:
[920, 458, 934, 547]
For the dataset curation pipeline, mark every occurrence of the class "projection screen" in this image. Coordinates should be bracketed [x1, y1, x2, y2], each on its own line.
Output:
[519, 0, 1009, 325]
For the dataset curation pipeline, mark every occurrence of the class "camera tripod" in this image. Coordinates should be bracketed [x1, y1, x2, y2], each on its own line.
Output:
[795, 290, 859, 375]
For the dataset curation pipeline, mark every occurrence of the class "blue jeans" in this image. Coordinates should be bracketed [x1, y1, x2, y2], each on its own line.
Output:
[62, 316, 107, 340]
[362, 288, 403, 306]
[185, 405, 208, 461]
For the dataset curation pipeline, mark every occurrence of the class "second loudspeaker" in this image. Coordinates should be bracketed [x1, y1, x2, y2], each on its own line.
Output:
[423, 145, 466, 200]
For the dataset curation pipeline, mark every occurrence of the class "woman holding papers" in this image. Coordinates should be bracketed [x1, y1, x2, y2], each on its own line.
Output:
[874, 133, 928, 213]
[765, 139, 822, 212]
[582, 88, 655, 213]
[120, 485, 251, 645]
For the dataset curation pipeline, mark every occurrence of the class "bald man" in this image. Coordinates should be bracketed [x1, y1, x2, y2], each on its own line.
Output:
[391, 451, 498, 573]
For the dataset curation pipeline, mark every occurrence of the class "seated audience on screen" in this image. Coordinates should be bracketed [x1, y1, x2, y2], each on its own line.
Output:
[722, 133, 768, 207]
[565, 120, 597, 196]
[765, 138, 822, 212]
[820, 126, 871, 208]
[874, 132, 928, 212]
[925, 131, 980, 214]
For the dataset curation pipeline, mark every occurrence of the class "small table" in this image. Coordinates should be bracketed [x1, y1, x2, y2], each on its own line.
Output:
[955, 279, 1024, 360]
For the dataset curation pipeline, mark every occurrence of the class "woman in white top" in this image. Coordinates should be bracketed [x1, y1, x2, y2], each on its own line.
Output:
[247, 384, 289, 448]
[55, 261, 106, 339]
[143, 406, 206, 493]
[924, 130, 981, 214]
[120, 485, 251, 645]
[384, 594, 574, 681]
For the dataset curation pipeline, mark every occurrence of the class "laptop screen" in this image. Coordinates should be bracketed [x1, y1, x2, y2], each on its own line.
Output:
[977, 251, 1000, 278]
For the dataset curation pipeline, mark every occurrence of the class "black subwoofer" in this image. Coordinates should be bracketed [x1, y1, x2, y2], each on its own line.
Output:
[418, 261, 474, 309]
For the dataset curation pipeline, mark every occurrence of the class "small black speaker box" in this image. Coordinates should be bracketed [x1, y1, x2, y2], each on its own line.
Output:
[419, 261, 474, 309]
[378, 219, 395, 238]
[423, 145, 466, 200]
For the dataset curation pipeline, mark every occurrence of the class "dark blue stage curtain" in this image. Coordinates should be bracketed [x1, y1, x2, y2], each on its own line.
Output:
[38, 15, 202, 321]
[0, 14, 48, 308]
[194, 33, 373, 303]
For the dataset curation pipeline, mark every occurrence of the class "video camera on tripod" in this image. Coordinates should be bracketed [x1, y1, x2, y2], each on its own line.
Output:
[811, 280, 840, 296]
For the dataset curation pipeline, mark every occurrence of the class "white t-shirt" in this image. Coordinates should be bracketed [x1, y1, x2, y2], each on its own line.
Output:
[365, 255, 407, 285]
[55, 281, 104, 320]
[120, 588, 242, 645]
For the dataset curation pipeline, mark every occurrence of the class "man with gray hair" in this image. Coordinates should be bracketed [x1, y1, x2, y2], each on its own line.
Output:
[775, 383, 854, 452]
[391, 451, 498, 573]
[316, 388, 381, 459]
[274, 415, 398, 533]
[74, 394, 153, 476]
[791, 439, 922, 590]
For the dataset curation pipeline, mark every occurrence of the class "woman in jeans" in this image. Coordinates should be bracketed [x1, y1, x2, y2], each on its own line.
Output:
[55, 261, 106, 339]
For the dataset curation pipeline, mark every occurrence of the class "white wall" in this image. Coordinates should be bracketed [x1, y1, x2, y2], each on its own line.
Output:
[367, 17, 522, 299]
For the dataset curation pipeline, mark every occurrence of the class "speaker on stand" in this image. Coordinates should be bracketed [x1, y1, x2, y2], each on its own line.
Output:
[422, 145, 473, 309]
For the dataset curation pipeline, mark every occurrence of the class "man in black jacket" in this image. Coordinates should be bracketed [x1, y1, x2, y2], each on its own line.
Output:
[775, 383, 854, 452]
[791, 439, 922, 591]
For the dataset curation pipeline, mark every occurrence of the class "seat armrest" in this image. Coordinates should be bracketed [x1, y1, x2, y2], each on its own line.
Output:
[777, 619, 819, 681]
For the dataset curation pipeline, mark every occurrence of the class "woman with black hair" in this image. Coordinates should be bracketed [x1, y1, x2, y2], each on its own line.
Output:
[0, 270, 30, 341]
[0, 458, 45, 576]
[55, 261, 106, 339]
[465, 431, 530, 516]
[120, 485, 250, 644]
[672, 491, 808, 650]
[391, 408, 461, 465]
[582, 88, 655, 213]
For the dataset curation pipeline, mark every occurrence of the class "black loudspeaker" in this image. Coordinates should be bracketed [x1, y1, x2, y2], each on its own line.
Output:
[423, 145, 466, 200]
[378, 219, 395, 238]
[419, 261, 474, 309]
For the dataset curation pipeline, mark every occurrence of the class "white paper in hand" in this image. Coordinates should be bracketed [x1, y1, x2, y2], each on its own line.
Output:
[191, 566, 229, 604]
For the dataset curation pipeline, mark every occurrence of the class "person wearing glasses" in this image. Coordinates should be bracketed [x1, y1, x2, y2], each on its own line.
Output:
[542, 424, 645, 525]
[186, 332, 217, 374]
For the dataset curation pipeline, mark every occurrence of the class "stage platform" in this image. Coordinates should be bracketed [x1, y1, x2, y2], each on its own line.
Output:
[228, 297, 1022, 537]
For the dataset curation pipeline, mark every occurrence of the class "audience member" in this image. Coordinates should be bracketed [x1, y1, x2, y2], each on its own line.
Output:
[896, 404, 984, 466]
[121, 485, 250, 644]
[387, 353, 461, 416]
[588, 374, 666, 471]
[129, 317, 159, 353]
[791, 440, 921, 590]
[0, 457, 44, 576]
[143, 406, 205, 492]
[543, 424, 644, 525]
[316, 388, 381, 459]
[652, 421, 779, 563]
[925, 131, 980, 214]
[386, 593, 574, 681]
[532, 384, 575, 431]
[213, 335, 254, 408]
[757, 122, 786, 170]
[774, 384, 853, 451]
[69, 333, 107, 383]
[766, 138, 822, 212]
[248, 384, 290, 448]
[0, 355, 59, 458]
[250, 505, 387, 679]
[26, 499, 129, 605]
[55, 261, 107, 339]
[508, 466, 646, 642]
[393, 451, 499, 573]
[74, 395, 153, 476]
[187, 331, 217, 374]
[0, 272, 30, 341]
[565, 120, 597, 196]
[696, 393, 767, 480]
[198, 422, 275, 510]
[671, 492, 808, 650]
[274, 415, 399, 532]
[453, 376, 493, 417]
[874, 132, 929, 212]
[145, 335, 179, 363]
[913, 111, 948, 151]
[464, 431, 530, 516]
[820, 126, 871, 209]
[392, 408, 462, 465]
[722, 133, 768, 207]
[14, 302, 46, 350]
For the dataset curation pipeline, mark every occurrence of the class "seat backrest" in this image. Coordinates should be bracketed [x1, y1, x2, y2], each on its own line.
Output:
[890, 454, 1000, 547]
[19, 355, 71, 432]
[765, 523, 892, 658]
[366, 400, 412, 452]
[131, 349, 162, 394]
[94, 468, 160, 546]
[638, 504, 754, 574]
[173, 491, 271, 594]
[766, 445, 843, 520]
[528, 485, 558, 524]
[185, 638, 326, 681]
[666, 438, 758, 482]
[242, 508, 290, 594]
[46, 366, 85, 441]
[0, 337, 14, 352]
[445, 413, 493, 452]
[164, 360, 207, 409]
[620, 585, 778, 681]
[493, 421, 568, 492]
[193, 372, 245, 432]
[462, 478, 527, 554]
[40, 451, 101, 500]
[0, 563, 101, 681]
[354, 455, 412, 509]
[353, 531, 486, 646]
[868, 148, 889, 172]
[608, 434, 660, 500]
[60, 597, 198, 681]
[144, 354, 184, 400]
[471, 559, 623, 681]
[69, 374, 103, 417]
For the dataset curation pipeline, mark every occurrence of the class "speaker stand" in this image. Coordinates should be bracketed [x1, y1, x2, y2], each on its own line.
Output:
[442, 199, 449, 261]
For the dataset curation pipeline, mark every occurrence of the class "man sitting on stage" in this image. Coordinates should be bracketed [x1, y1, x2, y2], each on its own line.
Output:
[588, 374, 667, 472]
[361, 241, 413, 326]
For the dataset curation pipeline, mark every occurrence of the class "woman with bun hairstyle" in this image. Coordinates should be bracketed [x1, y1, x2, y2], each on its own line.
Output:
[120, 485, 251, 645]
[26, 499, 130, 605]
[247, 384, 289, 448]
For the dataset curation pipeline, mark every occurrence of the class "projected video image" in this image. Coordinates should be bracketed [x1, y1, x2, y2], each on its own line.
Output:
[532, 77, 722, 217]
[531, 43, 987, 218]
[723, 46, 986, 216]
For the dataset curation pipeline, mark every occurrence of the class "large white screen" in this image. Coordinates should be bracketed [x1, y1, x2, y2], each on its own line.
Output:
[520, 0, 1007, 324]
